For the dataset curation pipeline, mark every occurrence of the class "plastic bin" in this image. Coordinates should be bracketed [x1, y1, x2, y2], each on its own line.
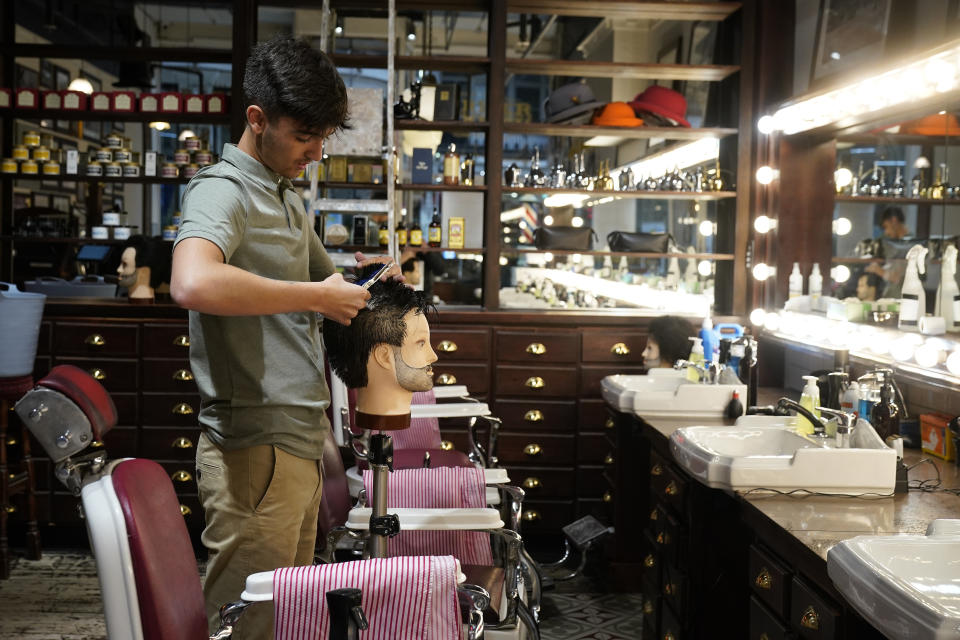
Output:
[24, 276, 117, 298]
[0, 282, 46, 377]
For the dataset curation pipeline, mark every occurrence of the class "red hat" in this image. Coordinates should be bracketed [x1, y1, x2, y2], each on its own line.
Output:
[629, 85, 690, 128]
[592, 102, 645, 127]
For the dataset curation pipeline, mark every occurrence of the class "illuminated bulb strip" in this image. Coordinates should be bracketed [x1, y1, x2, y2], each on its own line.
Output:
[609, 138, 720, 184]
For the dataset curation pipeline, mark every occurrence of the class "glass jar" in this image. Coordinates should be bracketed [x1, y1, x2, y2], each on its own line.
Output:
[104, 162, 122, 178]
[42, 161, 60, 175]
[114, 148, 133, 163]
[193, 150, 214, 165]
[12, 145, 28, 161]
[183, 136, 201, 151]
[21, 159, 38, 175]
[86, 161, 103, 176]
[122, 162, 140, 177]
[182, 163, 200, 179]
[173, 149, 190, 165]
[160, 163, 179, 178]
[23, 130, 40, 147]
[105, 133, 123, 149]
[2, 158, 18, 173]
[32, 146, 50, 162]
[95, 148, 113, 163]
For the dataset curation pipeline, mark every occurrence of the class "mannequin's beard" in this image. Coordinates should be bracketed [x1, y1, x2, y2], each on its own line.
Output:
[392, 347, 434, 392]
[118, 270, 138, 289]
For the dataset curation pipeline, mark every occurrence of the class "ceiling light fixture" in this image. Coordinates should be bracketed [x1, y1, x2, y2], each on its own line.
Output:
[67, 76, 94, 95]
[335, 16, 344, 35]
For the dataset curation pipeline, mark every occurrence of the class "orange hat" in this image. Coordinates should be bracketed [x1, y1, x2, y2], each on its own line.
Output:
[900, 113, 960, 136]
[591, 102, 644, 127]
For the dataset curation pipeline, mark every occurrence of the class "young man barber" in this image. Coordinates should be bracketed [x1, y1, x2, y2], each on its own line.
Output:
[170, 35, 399, 637]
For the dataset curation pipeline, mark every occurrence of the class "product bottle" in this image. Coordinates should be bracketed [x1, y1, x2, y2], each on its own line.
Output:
[789, 262, 803, 299]
[936, 244, 959, 331]
[931, 164, 946, 200]
[808, 263, 823, 308]
[461, 153, 475, 186]
[858, 378, 876, 422]
[428, 208, 442, 247]
[443, 144, 460, 185]
[686, 337, 705, 382]
[409, 217, 424, 247]
[395, 218, 407, 247]
[870, 380, 901, 441]
[891, 166, 905, 198]
[378, 220, 390, 249]
[841, 380, 859, 415]
[699, 317, 718, 364]
[797, 375, 821, 435]
[899, 244, 928, 330]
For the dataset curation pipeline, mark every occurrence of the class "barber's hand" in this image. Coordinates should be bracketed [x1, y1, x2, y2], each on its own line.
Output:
[318, 272, 370, 325]
[355, 251, 406, 283]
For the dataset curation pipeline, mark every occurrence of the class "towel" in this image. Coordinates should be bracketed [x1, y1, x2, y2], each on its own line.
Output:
[273, 556, 461, 640]
[362, 466, 494, 565]
[382, 389, 443, 450]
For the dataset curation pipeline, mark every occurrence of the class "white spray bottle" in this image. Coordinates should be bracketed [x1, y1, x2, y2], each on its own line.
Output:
[789, 262, 803, 299]
[808, 264, 823, 308]
[899, 244, 929, 331]
[666, 254, 681, 289]
[935, 244, 960, 331]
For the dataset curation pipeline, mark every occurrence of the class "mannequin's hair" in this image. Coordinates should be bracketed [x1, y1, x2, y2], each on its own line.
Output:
[323, 265, 431, 388]
[649, 315, 696, 366]
[123, 235, 171, 289]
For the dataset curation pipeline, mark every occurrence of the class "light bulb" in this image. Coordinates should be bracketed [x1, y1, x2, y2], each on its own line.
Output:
[178, 129, 196, 141]
[946, 350, 960, 376]
[571, 216, 584, 228]
[752, 263, 774, 280]
[543, 215, 554, 226]
[833, 217, 852, 236]
[763, 312, 782, 332]
[544, 252, 554, 262]
[890, 337, 915, 362]
[757, 115, 777, 134]
[67, 77, 94, 94]
[697, 260, 711, 276]
[499, 256, 508, 266]
[834, 167, 853, 188]
[915, 344, 941, 369]
[698, 220, 715, 237]
[831, 264, 851, 283]
[754, 215, 777, 234]
[149, 121, 171, 131]
[749, 308, 767, 326]
[756, 166, 778, 185]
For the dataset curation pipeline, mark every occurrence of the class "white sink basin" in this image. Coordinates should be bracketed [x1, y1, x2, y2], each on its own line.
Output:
[828, 519, 960, 640]
[601, 372, 745, 429]
[669, 420, 897, 495]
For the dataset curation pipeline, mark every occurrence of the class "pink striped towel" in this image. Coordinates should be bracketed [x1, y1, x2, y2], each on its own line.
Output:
[377, 389, 442, 450]
[362, 466, 494, 565]
[273, 555, 461, 640]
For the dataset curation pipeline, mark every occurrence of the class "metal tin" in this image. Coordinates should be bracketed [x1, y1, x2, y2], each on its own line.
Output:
[193, 150, 214, 165]
[23, 130, 40, 147]
[91, 226, 108, 240]
[162, 225, 178, 241]
[113, 148, 133, 163]
[122, 162, 140, 177]
[95, 148, 113, 163]
[173, 149, 190, 165]
[182, 163, 199, 179]
[86, 161, 103, 176]
[12, 145, 28, 161]
[160, 163, 179, 178]
[42, 161, 60, 175]
[104, 162, 122, 178]
[32, 146, 51, 162]
[102, 212, 121, 226]
[172, 213, 182, 226]
[183, 136, 201, 151]
[21, 160, 38, 175]
[105, 133, 124, 149]
[113, 226, 132, 241]
[2, 158, 17, 173]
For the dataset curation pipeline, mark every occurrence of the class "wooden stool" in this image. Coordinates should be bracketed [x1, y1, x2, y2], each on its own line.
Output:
[0, 375, 41, 579]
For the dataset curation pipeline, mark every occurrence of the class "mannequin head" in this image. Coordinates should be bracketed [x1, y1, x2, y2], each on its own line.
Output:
[323, 267, 438, 417]
[117, 236, 170, 301]
[857, 272, 883, 301]
[642, 315, 695, 368]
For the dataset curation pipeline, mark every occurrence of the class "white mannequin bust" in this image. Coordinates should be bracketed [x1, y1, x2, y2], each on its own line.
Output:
[117, 245, 155, 301]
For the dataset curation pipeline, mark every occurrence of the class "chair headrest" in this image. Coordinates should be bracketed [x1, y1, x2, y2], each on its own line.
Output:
[37, 364, 117, 440]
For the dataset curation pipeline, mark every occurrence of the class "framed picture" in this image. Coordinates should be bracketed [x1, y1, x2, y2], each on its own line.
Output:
[39, 59, 55, 90]
[33, 192, 52, 209]
[812, 0, 892, 85]
[656, 37, 683, 91]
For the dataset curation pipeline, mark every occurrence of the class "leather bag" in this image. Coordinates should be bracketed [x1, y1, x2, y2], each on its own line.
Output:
[534, 226, 597, 250]
[606, 231, 672, 253]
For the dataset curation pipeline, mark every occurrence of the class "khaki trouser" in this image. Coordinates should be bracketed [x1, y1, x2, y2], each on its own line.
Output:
[196, 432, 322, 639]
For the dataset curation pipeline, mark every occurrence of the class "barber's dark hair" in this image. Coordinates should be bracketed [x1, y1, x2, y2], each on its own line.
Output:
[881, 207, 905, 224]
[859, 271, 883, 291]
[244, 34, 350, 134]
[123, 235, 171, 289]
[648, 315, 696, 366]
[323, 265, 431, 388]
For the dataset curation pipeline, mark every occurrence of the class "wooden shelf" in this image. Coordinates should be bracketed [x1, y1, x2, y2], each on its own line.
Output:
[4, 174, 192, 185]
[397, 183, 487, 192]
[3, 44, 233, 63]
[835, 195, 960, 206]
[830, 257, 885, 263]
[838, 133, 960, 146]
[406, 246, 485, 253]
[331, 54, 490, 73]
[0, 236, 126, 244]
[505, 187, 736, 201]
[501, 247, 735, 260]
[2, 108, 231, 125]
[323, 243, 484, 254]
[506, 1, 741, 21]
[505, 60, 739, 82]
[395, 120, 490, 132]
[293, 181, 388, 190]
[503, 122, 737, 140]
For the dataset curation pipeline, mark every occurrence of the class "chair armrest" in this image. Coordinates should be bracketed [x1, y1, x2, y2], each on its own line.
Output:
[410, 402, 491, 419]
[346, 507, 503, 531]
[458, 584, 490, 640]
[432, 385, 470, 399]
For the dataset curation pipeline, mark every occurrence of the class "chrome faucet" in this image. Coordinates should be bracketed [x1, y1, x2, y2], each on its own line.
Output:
[673, 359, 721, 384]
[776, 398, 857, 447]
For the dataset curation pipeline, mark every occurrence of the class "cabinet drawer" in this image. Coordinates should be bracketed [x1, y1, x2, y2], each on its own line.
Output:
[111, 393, 139, 426]
[99, 427, 138, 459]
[578, 400, 612, 433]
[749, 544, 791, 620]
[750, 596, 789, 640]
[497, 433, 575, 465]
[576, 466, 607, 497]
[653, 505, 686, 568]
[141, 427, 202, 461]
[55, 357, 139, 393]
[790, 576, 841, 640]
[141, 393, 202, 427]
[579, 364, 645, 397]
[438, 430, 470, 455]
[52, 492, 84, 524]
[36, 322, 51, 355]
[53, 322, 139, 356]
[581, 332, 646, 364]
[430, 328, 491, 361]
[650, 451, 688, 517]
[577, 433, 609, 464]
[495, 331, 579, 364]
[639, 531, 661, 588]
[494, 365, 578, 398]
[33, 355, 51, 381]
[660, 596, 684, 640]
[157, 461, 200, 495]
[493, 399, 577, 433]
[142, 359, 199, 392]
[517, 500, 574, 533]
[432, 363, 489, 394]
[640, 578, 660, 638]
[575, 498, 611, 523]
[661, 561, 687, 621]
[505, 466, 576, 499]
[142, 324, 192, 358]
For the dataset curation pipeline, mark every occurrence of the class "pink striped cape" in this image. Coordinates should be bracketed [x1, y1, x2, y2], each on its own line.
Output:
[375, 390, 442, 450]
[273, 555, 461, 640]
[362, 466, 494, 565]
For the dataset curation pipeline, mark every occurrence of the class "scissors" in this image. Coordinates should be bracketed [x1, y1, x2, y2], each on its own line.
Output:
[356, 260, 394, 289]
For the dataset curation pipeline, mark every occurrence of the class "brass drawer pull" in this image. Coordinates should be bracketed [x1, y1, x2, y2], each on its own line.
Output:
[759, 634, 770, 640]
[171, 470, 193, 483]
[656, 531, 670, 545]
[88, 368, 106, 381]
[522, 510, 541, 522]
[755, 567, 773, 590]
[664, 633, 676, 640]
[650, 508, 658, 521]
[525, 342, 546, 355]
[604, 453, 614, 465]
[172, 437, 194, 449]
[5, 437, 17, 446]
[172, 403, 195, 415]
[524, 376, 545, 389]
[604, 417, 615, 429]
[663, 583, 676, 596]
[602, 491, 613, 503]
[644, 554, 656, 568]
[610, 342, 630, 356]
[522, 477, 541, 489]
[523, 443, 542, 457]
[84, 333, 105, 346]
[524, 409, 544, 423]
[643, 601, 654, 615]
[173, 334, 190, 348]
[180, 504, 192, 516]
[437, 340, 458, 353]
[651, 463, 663, 476]
[436, 373, 457, 385]
[5, 505, 16, 514]
[800, 605, 820, 630]
[440, 440, 454, 451]
[665, 481, 679, 496]
[173, 369, 194, 382]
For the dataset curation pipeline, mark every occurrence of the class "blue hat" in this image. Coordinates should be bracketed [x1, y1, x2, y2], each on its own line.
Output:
[543, 81, 604, 124]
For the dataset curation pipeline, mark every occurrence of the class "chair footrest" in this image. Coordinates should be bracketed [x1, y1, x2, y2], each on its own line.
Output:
[346, 507, 503, 531]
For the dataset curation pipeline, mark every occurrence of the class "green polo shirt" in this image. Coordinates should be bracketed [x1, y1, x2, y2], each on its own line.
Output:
[175, 143, 334, 460]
